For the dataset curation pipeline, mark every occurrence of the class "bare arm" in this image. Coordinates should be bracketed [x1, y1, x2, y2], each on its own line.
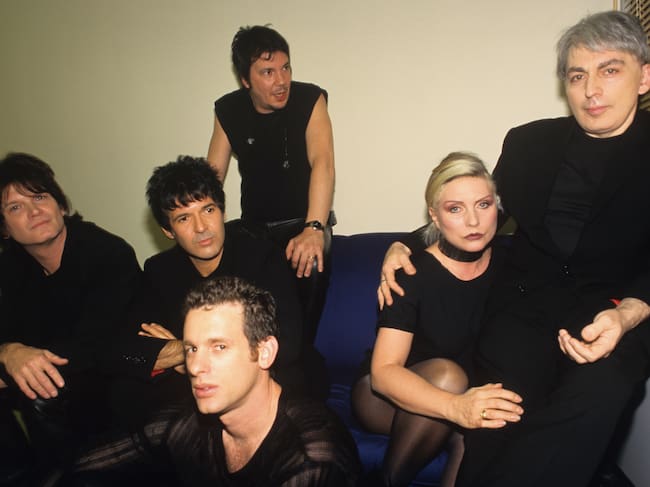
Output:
[371, 328, 522, 429]
[286, 94, 335, 278]
[207, 115, 232, 183]
[0, 342, 68, 400]
[559, 297, 650, 363]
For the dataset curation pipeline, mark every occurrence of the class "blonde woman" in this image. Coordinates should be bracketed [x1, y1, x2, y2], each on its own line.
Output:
[352, 152, 523, 487]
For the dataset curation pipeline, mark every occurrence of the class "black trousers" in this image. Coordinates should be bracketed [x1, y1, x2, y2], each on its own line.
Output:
[229, 215, 334, 400]
[457, 280, 650, 487]
[234, 213, 335, 346]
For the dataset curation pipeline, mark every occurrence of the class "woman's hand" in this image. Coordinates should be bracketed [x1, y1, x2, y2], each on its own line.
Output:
[446, 383, 523, 429]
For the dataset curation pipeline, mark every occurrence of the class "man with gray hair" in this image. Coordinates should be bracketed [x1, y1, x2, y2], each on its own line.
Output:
[380, 10, 650, 487]
[457, 10, 650, 486]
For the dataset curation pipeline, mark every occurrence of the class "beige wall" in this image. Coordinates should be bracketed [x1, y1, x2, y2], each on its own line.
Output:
[0, 0, 611, 263]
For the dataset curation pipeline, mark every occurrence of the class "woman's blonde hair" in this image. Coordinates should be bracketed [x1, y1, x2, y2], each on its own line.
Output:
[422, 151, 496, 245]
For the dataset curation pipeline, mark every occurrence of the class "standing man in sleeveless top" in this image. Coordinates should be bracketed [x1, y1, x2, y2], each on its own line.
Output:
[207, 25, 335, 347]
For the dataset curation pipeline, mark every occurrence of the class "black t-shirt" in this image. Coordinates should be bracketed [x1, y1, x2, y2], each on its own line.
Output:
[215, 81, 326, 222]
[544, 128, 620, 256]
[377, 247, 502, 372]
[167, 392, 360, 487]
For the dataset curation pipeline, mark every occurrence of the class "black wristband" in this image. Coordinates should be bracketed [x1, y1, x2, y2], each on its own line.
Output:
[304, 220, 324, 231]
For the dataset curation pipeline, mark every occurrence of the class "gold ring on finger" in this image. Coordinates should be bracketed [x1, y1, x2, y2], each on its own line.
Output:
[481, 408, 488, 420]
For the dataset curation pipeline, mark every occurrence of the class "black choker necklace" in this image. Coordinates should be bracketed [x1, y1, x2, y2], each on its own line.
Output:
[437, 236, 486, 263]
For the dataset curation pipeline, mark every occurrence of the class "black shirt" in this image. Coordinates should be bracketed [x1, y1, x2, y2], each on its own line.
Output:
[215, 81, 326, 222]
[167, 392, 360, 487]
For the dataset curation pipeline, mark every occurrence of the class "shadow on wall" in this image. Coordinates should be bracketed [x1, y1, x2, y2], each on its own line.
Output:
[143, 209, 174, 255]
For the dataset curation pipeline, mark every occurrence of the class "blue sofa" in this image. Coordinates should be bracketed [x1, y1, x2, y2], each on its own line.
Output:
[314, 233, 447, 486]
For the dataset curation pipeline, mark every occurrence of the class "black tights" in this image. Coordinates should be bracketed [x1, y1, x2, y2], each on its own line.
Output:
[351, 358, 468, 487]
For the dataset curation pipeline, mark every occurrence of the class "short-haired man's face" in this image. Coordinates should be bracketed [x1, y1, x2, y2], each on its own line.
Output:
[564, 46, 650, 138]
[161, 197, 225, 275]
[184, 302, 265, 415]
[1, 184, 66, 248]
[242, 51, 291, 114]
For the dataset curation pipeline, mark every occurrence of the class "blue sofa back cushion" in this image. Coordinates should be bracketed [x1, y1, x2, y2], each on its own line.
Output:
[315, 233, 446, 485]
[315, 232, 407, 385]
